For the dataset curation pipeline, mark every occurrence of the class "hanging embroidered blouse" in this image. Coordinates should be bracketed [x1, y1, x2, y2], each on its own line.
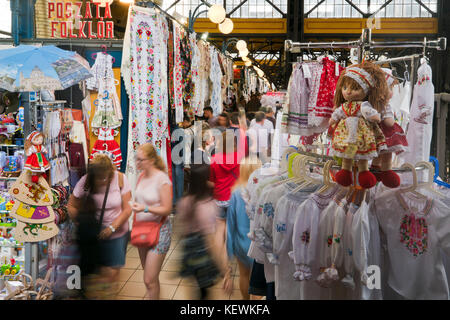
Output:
[88, 52, 122, 129]
[291, 186, 340, 281]
[373, 191, 450, 299]
[272, 183, 319, 300]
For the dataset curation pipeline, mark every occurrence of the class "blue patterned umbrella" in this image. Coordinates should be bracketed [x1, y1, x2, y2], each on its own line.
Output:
[0, 45, 92, 92]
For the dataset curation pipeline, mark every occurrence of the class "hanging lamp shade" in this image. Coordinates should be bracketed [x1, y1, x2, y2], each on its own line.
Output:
[239, 48, 249, 57]
[218, 18, 234, 34]
[236, 40, 247, 51]
[208, 4, 226, 24]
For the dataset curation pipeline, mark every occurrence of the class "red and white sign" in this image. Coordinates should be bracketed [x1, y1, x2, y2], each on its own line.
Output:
[48, 1, 114, 39]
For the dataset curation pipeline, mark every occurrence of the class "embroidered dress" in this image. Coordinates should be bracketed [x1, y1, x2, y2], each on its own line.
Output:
[173, 23, 184, 123]
[287, 63, 311, 135]
[190, 33, 202, 116]
[90, 128, 122, 169]
[88, 53, 122, 129]
[374, 104, 408, 154]
[121, 5, 169, 185]
[25, 144, 51, 173]
[310, 57, 344, 129]
[209, 47, 223, 116]
[331, 101, 386, 160]
[400, 62, 434, 182]
[373, 191, 450, 299]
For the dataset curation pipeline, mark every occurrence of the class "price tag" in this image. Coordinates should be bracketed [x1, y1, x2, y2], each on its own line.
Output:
[335, 62, 340, 77]
[302, 64, 312, 79]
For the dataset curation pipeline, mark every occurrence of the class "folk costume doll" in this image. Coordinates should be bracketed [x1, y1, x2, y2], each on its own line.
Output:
[370, 69, 408, 188]
[24, 131, 50, 183]
[329, 62, 389, 189]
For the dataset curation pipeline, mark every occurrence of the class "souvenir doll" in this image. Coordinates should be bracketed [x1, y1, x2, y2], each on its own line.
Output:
[370, 69, 408, 188]
[329, 61, 389, 189]
[24, 131, 50, 183]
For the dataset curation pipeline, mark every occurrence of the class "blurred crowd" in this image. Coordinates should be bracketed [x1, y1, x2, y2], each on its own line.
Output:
[66, 100, 278, 300]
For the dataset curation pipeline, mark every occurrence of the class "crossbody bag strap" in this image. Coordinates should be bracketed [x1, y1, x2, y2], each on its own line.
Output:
[99, 177, 112, 227]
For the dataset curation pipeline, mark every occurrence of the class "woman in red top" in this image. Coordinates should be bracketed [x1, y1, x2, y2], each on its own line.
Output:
[210, 128, 246, 285]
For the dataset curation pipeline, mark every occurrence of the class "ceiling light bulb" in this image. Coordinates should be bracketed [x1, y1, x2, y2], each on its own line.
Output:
[208, 4, 226, 24]
[245, 61, 252, 67]
[201, 32, 209, 41]
[241, 56, 249, 62]
[236, 40, 247, 51]
[218, 18, 234, 34]
[239, 48, 249, 57]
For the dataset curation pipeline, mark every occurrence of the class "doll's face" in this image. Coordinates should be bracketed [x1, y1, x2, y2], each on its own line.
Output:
[32, 135, 43, 145]
[342, 83, 366, 102]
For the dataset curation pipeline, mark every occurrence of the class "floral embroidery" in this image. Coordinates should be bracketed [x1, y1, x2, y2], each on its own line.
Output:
[301, 230, 310, 244]
[333, 234, 341, 244]
[263, 203, 274, 218]
[327, 235, 333, 247]
[253, 177, 258, 184]
[399, 213, 428, 257]
[257, 207, 263, 215]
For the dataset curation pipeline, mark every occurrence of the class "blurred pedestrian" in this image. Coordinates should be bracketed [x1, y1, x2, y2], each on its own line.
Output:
[130, 143, 173, 300]
[225, 156, 262, 299]
[68, 154, 132, 299]
[177, 164, 229, 299]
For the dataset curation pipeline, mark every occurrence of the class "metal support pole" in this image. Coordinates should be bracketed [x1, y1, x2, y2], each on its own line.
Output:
[435, 93, 450, 179]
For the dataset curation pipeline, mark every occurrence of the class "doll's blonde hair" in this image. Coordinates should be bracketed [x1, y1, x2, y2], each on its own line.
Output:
[334, 61, 389, 113]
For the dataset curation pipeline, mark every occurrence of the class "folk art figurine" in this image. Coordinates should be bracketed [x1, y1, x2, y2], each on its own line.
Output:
[24, 131, 50, 183]
[329, 61, 391, 189]
[370, 68, 409, 188]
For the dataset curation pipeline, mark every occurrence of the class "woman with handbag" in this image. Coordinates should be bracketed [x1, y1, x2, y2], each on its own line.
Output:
[67, 154, 132, 296]
[130, 143, 173, 300]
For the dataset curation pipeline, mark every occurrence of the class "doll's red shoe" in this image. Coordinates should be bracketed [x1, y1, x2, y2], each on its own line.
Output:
[335, 169, 353, 187]
[370, 165, 383, 182]
[31, 175, 39, 183]
[380, 170, 400, 188]
[358, 171, 377, 189]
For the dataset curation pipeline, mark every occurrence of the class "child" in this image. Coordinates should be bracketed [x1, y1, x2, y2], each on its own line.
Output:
[225, 157, 262, 299]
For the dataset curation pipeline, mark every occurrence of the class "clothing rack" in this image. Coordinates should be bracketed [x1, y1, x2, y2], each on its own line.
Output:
[285, 28, 447, 63]
[294, 149, 427, 173]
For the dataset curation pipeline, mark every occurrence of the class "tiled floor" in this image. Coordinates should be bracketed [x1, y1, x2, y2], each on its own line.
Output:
[114, 216, 243, 300]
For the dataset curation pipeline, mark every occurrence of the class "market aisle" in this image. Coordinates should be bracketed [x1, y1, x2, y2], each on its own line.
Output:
[114, 216, 242, 300]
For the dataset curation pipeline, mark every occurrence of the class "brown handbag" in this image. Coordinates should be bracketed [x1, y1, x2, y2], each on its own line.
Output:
[130, 173, 166, 248]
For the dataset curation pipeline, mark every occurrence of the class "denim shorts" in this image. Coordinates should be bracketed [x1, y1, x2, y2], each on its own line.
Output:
[215, 200, 230, 220]
[98, 233, 129, 268]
